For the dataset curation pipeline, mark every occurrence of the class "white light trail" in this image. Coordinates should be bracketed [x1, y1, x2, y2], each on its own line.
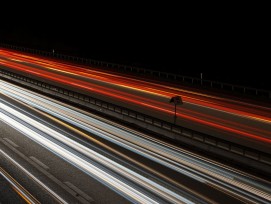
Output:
[1, 79, 271, 203]
[0, 100, 193, 204]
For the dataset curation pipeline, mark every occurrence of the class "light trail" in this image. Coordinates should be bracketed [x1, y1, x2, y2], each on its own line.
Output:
[1, 97, 199, 204]
[1, 80, 271, 204]
[1, 48, 271, 121]
[0, 49, 271, 144]
[0, 57, 271, 145]
[0, 167, 40, 204]
[0, 148, 68, 204]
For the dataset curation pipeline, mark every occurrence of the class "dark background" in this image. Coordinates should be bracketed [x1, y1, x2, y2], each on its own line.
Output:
[0, 5, 269, 90]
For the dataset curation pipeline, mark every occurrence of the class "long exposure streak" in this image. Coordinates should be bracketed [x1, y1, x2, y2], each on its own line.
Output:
[0, 49, 271, 145]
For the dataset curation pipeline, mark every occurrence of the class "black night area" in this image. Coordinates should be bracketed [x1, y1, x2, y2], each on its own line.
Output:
[0, 6, 269, 90]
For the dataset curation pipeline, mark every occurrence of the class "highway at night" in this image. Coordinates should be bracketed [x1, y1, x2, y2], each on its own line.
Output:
[1, 80, 271, 203]
[1, 49, 271, 203]
[0, 49, 271, 153]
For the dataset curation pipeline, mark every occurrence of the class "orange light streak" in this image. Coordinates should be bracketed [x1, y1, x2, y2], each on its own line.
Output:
[1, 49, 271, 144]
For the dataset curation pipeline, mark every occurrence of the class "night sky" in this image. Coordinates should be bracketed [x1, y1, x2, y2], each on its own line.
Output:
[0, 6, 269, 90]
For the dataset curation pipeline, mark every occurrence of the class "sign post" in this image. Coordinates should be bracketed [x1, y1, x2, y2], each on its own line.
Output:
[169, 96, 183, 124]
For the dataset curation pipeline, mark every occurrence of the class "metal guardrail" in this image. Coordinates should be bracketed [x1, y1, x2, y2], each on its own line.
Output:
[1, 43, 270, 101]
[1, 68, 270, 172]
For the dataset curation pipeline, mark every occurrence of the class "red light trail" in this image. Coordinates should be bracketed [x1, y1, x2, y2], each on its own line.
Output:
[1, 49, 271, 144]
